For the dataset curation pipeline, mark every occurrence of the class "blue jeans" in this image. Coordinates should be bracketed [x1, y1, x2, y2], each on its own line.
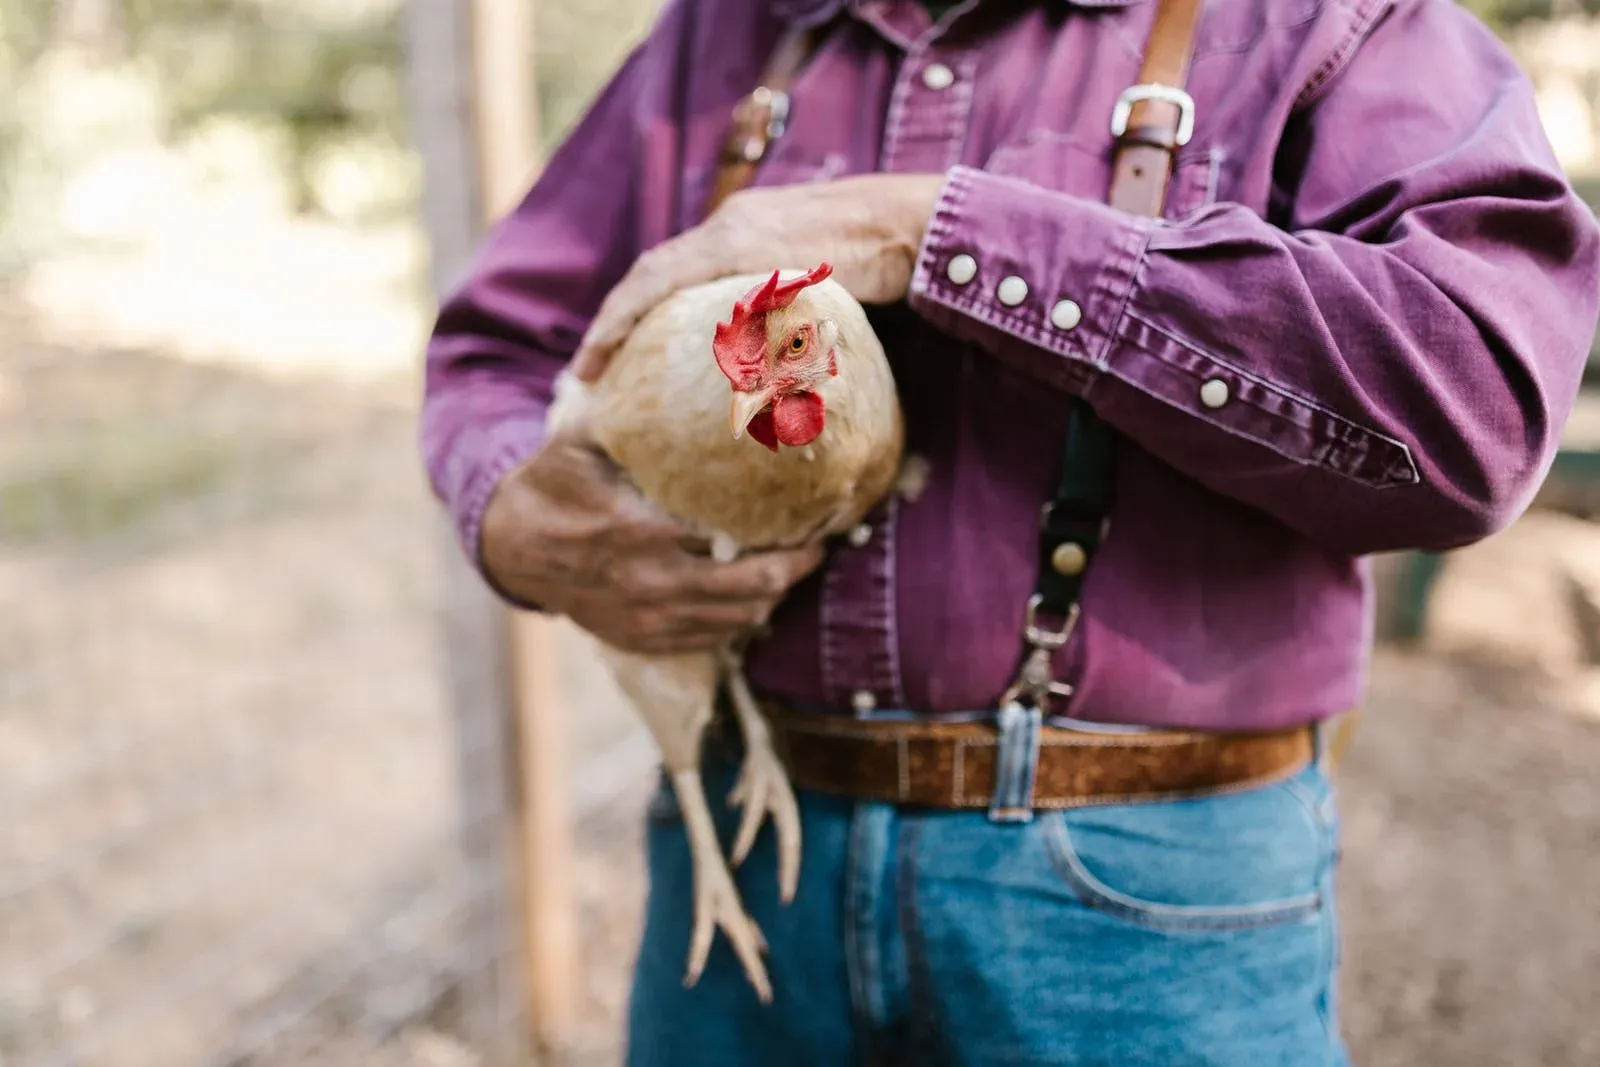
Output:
[626, 748, 1347, 1066]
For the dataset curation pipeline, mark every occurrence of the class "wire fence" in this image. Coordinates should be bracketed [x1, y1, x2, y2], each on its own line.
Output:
[0, 1, 661, 1064]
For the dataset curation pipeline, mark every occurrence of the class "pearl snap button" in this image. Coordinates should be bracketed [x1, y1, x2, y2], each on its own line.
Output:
[1050, 299, 1083, 331]
[852, 689, 877, 713]
[847, 523, 873, 548]
[1200, 379, 1230, 409]
[946, 254, 978, 286]
[922, 63, 955, 91]
[996, 275, 1029, 307]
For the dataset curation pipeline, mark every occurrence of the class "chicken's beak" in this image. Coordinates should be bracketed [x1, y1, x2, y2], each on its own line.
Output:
[729, 387, 776, 439]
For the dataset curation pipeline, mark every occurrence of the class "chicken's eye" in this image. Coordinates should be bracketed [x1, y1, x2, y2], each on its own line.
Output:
[788, 334, 807, 354]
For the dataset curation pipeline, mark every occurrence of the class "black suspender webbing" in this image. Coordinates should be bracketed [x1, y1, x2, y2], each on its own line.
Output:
[988, 0, 1204, 819]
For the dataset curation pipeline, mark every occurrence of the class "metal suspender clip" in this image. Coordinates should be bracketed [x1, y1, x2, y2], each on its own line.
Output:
[999, 595, 1080, 710]
[991, 594, 1076, 823]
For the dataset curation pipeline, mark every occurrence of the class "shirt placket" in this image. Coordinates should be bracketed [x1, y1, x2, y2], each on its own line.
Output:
[819, 15, 978, 714]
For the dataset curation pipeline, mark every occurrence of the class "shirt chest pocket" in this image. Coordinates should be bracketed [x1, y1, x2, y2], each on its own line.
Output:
[982, 131, 1220, 220]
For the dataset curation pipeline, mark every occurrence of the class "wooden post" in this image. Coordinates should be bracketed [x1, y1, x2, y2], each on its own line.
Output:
[401, 2, 535, 1065]
[467, 0, 583, 1056]
[471, 0, 542, 218]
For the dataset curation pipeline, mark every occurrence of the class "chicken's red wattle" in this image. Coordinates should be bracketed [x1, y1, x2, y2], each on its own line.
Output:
[772, 391, 825, 447]
[744, 391, 824, 452]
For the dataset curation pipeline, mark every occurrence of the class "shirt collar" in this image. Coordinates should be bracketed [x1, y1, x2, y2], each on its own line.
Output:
[772, 0, 1142, 23]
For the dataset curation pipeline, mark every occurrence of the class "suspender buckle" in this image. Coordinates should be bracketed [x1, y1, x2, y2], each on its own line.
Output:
[751, 86, 792, 141]
[727, 87, 792, 164]
[1111, 83, 1196, 146]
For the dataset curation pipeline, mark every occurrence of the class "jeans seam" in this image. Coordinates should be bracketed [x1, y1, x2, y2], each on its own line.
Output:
[1042, 810, 1326, 931]
[1282, 769, 1340, 886]
[845, 804, 883, 1065]
[1315, 867, 1341, 1059]
[896, 816, 939, 1065]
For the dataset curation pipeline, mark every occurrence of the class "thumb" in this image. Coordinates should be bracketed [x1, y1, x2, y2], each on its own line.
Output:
[766, 543, 827, 587]
[570, 293, 648, 382]
[568, 340, 612, 383]
[570, 288, 637, 382]
[570, 315, 629, 381]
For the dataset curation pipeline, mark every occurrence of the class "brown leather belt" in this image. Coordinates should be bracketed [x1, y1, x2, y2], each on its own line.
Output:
[759, 701, 1314, 810]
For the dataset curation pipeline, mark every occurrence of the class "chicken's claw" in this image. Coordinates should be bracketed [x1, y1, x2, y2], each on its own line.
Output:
[727, 744, 802, 904]
[672, 767, 773, 1002]
[685, 854, 773, 1003]
[719, 648, 803, 904]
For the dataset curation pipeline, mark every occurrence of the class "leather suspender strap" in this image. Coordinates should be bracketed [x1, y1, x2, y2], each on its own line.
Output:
[702, 26, 822, 218]
[1004, 0, 1204, 720]
[1109, 0, 1205, 217]
[703, 1, 1205, 716]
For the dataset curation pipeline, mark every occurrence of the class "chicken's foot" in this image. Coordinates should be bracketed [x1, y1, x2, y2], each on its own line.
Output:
[672, 767, 773, 1002]
[719, 647, 802, 905]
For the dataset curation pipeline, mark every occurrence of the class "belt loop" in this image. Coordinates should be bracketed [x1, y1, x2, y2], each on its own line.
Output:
[988, 700, 1042, 823]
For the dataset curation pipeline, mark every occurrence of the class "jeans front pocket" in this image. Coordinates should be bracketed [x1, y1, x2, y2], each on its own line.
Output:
[1043, 764, 1336, 931]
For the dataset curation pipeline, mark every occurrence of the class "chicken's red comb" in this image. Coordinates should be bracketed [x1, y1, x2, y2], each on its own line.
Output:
[744, 263, 834, 314]
[712, 263, 834, 391]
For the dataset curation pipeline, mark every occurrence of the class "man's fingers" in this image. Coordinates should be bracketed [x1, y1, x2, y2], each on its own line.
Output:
[571, 263, 673, 380]
[674, 545, 826, 601]
[608, 543, 823, 604]
[571, 230, 734, 381]
[609, 601, 778, 655]
[569, 338, 616, 383]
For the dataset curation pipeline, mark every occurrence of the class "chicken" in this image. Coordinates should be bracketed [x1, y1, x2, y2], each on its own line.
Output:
[547, 263, 908, 1001]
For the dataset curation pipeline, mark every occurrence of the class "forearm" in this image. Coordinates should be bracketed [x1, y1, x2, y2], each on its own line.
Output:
[909, 83, 1600, 556]
[419, 2, 688, 589]
[420, 339, 556, 579]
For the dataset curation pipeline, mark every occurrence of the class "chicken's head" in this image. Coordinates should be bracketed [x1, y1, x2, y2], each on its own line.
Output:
[713, 263, 840, 453]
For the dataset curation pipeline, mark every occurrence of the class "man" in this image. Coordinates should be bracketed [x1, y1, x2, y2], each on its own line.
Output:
[421, 0, 1600, 1062]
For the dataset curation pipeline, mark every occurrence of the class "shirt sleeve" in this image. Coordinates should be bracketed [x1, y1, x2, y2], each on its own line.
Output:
[418, 2, 689, 596]
[908, 0, 1600, 557]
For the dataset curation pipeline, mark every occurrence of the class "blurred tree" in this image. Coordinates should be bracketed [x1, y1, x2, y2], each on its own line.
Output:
[0, 0, 1593, 230]
[532, 0, 657, 154]
[116, 0, 404, 216]
[1460, 0, 1600, 31]
[51, 0, 128, 59]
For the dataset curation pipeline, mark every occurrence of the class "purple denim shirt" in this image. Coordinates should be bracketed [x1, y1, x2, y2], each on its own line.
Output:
[420, 0, 1600, 730]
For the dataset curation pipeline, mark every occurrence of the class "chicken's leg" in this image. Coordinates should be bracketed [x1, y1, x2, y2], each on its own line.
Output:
[719, 646, 802, 905]
[600, 646, 772, 1001]
[671, 767, 773, 1001]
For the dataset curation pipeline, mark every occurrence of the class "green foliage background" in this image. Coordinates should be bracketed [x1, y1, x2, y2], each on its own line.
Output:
[0, 0, 1593, 259]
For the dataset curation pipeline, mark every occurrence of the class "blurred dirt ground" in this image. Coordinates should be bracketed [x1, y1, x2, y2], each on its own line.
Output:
[6, 282, 1600, 1067]
[18, 267, 1600, 1067]
[6, 270, 1600, 1066]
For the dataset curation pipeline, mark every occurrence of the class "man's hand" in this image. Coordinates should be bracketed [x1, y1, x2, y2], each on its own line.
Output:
[570, 172, 947, 381]
[480, 433, 825, 655]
